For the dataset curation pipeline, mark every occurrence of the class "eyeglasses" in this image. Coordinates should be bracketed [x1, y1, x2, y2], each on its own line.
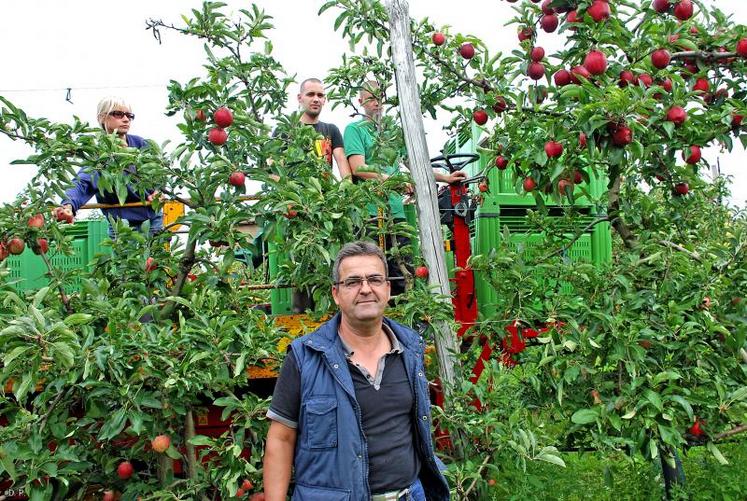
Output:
[109, 110, 135, 120]
[334, 274, 388, 290]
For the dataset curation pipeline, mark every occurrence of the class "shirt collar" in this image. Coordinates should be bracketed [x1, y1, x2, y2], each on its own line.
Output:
[339, 323, 403, 357]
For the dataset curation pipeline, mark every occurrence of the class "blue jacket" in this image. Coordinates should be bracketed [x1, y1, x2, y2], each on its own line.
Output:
[289, 313, 450, 501]
[62, 134, 159, 223]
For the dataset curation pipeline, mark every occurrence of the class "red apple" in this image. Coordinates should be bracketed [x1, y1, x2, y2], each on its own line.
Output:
[544, 140, 563, 158]
[492, 96, 507, 113]
[478, 181, 489, 193]
[566, 10, 580, 26]
[659, 78, 673, 93]
[32, 238, 49, 255]
[558, 179, 573, 194]
[27, 213, 45, 229]
[7, 237, 25, 255]
[612, 126, 633, 146]
[208, 127, 228, 146]
[732, 113, 744, 127]
[701, 296, 711, 309]
[530, 46, 545, 62]
[213, 107, 234, 128]
[237, 488, 246, 497]
[0, 242, 8, 263]
[619, 70, 637, 87]
[688, 419, 704, 437]
[583, 50, 607, 75]
[284, 209, 298, 219]
[638, 73, 653, 87]
[459, 43, 475, 59]
[570, 65, 592, 84]
[431, 32, 445, 46]
[666, 106, 688, 126]
[473, 109, 488, 125]
[102, 490, 116, 501]
[573, 170, 584, 184]
[54, 207, 74, 224]
[242, 479, 254, 491]
[692, 78, 709, 93]
[737, 38, 747, 58]
[540, 14, 559, 33]
[523, 177, 537, 192]
[541, 0, 555, 15]
[674, 182, 690, 196]
[683, 145, 701, 164]
[578, 132, 587, 148]
[527, 62, 546, 80]
[518, 27, 534, 42]
[587, 1, 611, 22]
[651, 49, 671, 69]
[145, 257, 157, 273]
[229, 171, 246, 187]
[554, 69, 571, 87]
[415, 266, 429, 279]
[652, 0, 671, 13]
[495, 156, 509, 170]
[673, 0, 693, 21]
[151, 434, 171, 453]
[117, 461, 134, 480]
[195, 109, 206, 122]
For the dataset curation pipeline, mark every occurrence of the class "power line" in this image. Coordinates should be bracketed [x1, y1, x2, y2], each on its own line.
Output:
[0, 84, 167, 93]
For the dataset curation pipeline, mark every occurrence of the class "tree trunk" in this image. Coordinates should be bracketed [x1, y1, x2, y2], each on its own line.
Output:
[384, 0, 461, 397]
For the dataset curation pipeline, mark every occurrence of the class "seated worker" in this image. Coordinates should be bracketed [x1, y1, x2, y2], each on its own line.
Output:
[344, 81, 466, 296]
[57, 96, 162, 238]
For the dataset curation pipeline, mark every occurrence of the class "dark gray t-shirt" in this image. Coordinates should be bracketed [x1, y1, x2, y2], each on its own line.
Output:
[267, 327, 420, 494]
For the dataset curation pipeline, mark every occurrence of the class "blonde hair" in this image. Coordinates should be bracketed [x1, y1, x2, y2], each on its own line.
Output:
[96, 96, 132, 130]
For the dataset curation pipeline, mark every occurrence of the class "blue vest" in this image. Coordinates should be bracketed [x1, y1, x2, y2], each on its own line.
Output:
[289, 313, 450, 501]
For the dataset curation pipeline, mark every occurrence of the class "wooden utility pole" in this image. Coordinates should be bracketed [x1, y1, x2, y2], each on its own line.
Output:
[385, 0, 461, 396]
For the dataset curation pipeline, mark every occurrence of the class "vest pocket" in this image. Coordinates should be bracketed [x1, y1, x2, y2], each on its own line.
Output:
[293, 482, 350, 500]
[304, 396, 338, 449]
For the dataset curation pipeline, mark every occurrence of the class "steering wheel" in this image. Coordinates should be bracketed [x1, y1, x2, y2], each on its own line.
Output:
[430, 153, 480, 173]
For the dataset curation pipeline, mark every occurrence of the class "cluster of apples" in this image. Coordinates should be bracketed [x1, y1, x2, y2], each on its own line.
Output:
[200, 106, 233, 146]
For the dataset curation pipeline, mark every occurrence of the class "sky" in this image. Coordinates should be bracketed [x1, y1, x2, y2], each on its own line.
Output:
[0, 0, 745, 207]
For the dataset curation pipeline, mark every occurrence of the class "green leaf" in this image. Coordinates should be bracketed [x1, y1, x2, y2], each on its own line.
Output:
[63, 313, 93, 326]
[571, 408, 599, 425]
[165, 444, 182, 460]
[706, 442, 729, 465]
[188, 435, 214, 446]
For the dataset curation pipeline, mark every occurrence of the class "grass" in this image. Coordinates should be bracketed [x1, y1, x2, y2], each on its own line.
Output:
[482, 441, 747, 500]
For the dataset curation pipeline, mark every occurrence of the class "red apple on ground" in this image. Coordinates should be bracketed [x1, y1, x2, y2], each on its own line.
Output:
[683, 145, 701, 164]
[583, 50, 607, 75]
[495, 156, 508, 170]
[523, 177, 537, 192]
[213, 107, 234, 128]
[459, 43, 475, 59]
[666, 106, 688, 126]
[229, 171, 246, 187]
[530, 46, 545, 62]
[431, 32, 445, 46]
[527, 62, 546, 80]
[151, 434, 171, 453]
[674, 182, 690, 196]
[540, 14, 559, 33]
[208, 127, 228, 145]
[117, 461, 134, 480]
[7, 237, 25, 255]
[651, 49, 671, 69]
[587, 1, 611, 22]
[415, 266, 429, 279]
[472, 109, 488, 125]
[544, 140, 563, 158]
[28, 213, 45, 229]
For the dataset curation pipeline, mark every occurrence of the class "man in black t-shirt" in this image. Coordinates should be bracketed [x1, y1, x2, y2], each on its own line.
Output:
[294, 77, 350, 177]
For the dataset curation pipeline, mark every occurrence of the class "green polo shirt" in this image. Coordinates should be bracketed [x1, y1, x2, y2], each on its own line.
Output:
[343, 119, 406, 220]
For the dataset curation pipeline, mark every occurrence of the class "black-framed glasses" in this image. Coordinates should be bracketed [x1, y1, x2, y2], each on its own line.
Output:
[109, 110, 135, 120]
[334, 274, 388, 290]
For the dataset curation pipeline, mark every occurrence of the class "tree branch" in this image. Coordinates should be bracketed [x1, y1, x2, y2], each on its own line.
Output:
[607, 172, 637, 249]
[712, 423, 747, 442]
[541, 216, 610, 261]
[658, 240, 702, 262]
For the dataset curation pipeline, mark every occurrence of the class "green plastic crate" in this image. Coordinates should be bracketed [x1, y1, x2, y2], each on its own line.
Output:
[4, 219, 110, 292]
[267, 241, 293, 315]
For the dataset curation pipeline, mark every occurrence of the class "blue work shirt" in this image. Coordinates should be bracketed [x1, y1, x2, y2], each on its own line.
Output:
[62, 134, 159, 223]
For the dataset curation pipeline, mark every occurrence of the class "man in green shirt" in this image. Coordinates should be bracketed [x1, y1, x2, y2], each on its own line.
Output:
[344, 81, 466, 296]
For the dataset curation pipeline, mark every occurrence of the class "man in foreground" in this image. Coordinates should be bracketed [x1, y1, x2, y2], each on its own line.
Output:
[263, 241, 449, 500]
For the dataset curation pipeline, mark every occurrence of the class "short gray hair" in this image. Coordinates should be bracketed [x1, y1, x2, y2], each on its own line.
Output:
[332, 241, 388, 284]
